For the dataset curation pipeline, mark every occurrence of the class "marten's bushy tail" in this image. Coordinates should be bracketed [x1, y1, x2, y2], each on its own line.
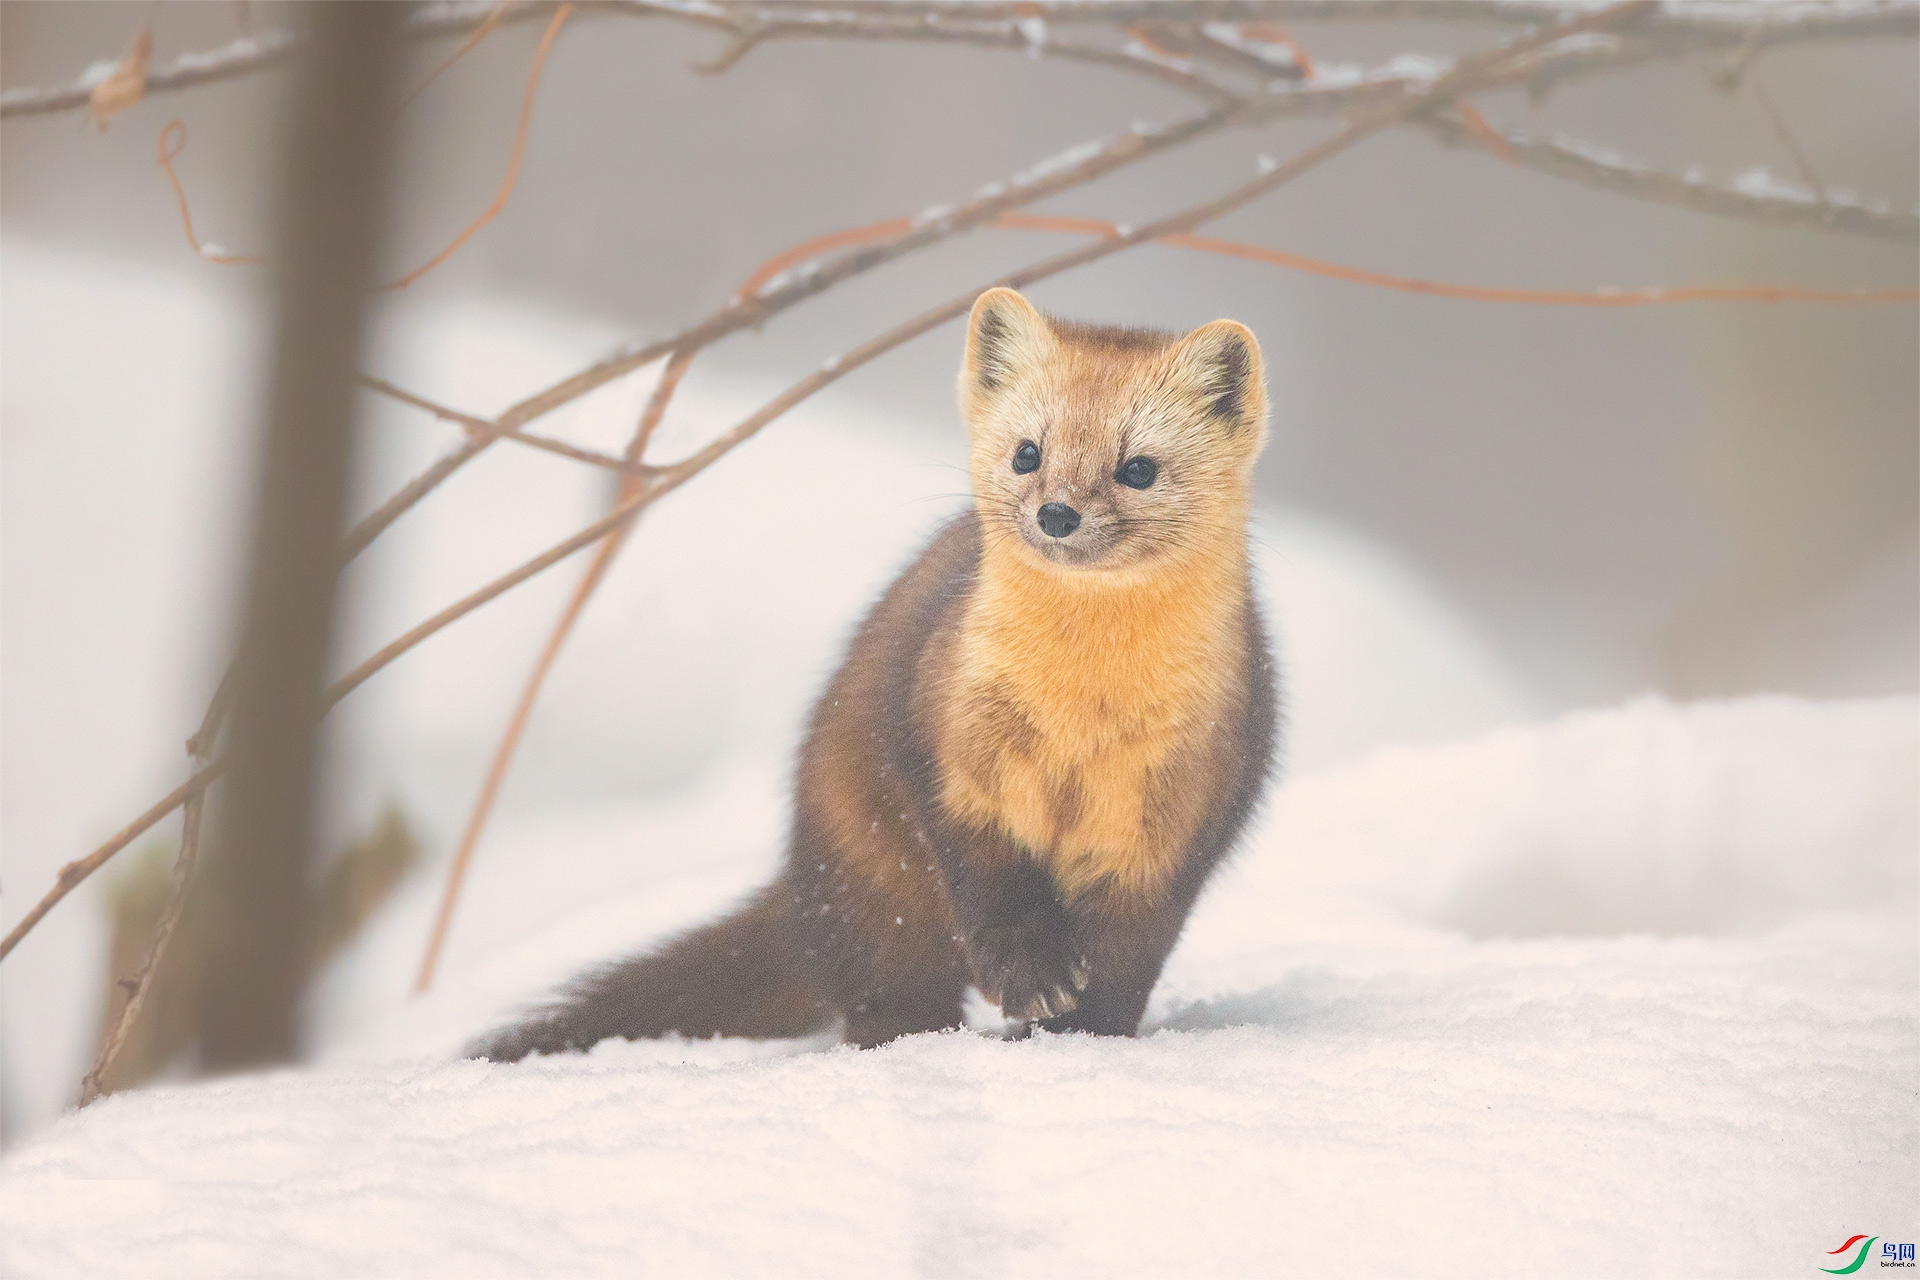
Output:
[468, 885, 831, 1062]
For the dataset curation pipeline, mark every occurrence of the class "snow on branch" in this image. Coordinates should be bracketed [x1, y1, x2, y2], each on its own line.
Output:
[826, 0, 1920, 37]
[4, 0, 1914, 119]
[1424, 113, 1920, 241]
[1, 31, 298, 119]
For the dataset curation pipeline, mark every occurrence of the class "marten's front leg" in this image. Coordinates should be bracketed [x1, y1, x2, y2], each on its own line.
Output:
[1038, 884, 1197, 1037]
[936, 823, 1089, 1021]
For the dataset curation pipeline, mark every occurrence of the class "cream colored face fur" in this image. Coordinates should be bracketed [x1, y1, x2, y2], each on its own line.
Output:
[959, 287, 1269, 575]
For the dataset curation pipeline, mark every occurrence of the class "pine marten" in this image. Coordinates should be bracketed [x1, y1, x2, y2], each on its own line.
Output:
[472, 287, 1277, 1056]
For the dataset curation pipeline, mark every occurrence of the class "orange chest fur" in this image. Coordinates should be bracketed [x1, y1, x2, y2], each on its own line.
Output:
[931, 559, 1244, 902]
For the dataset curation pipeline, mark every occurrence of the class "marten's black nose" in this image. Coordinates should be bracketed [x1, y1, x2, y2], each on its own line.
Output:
[1037, 503, 1081, 538]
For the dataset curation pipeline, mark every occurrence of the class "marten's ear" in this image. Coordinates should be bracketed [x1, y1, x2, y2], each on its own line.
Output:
[962, 288, 1051, 399]
[1171, 319, 1268, 449]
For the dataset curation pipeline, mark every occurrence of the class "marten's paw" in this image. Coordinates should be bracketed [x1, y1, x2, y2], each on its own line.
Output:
[970, 911, 1091, 1022]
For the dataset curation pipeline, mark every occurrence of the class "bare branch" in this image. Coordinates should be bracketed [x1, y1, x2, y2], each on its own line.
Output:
[3, 30, 295, 119]
[0, 0, 1235, 120]
[806, 0, 1919, 40]
[358, 375, 652, 476]
[324, 0, 1667, 745]
[1423, 112, 1920, 242]
[8, 0, 1910, 120]
[677, 11, 1241, 104]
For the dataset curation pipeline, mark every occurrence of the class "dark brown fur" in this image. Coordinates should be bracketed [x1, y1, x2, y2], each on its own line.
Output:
[470, 515, 1276, 1058]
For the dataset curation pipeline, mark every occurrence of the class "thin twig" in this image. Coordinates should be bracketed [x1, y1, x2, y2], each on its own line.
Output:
[77, 708, 221, 1106]
[396, 2, 508, 115]
[1751, 79, 1828, 202]
[149, 6, 571, 286]
[2, 30, 299, 120]
[358, 375, 652, 475]
[1707, 23, 1768, 94]
[692, 18, 763, 75]
[0, 763, 227, 966]
[410, 512, 637, 993]
[674, 11, 1239, 105]
[410, 340, 691, 992]
[629, 346, 696, 465]
[338, 439, 490, 566]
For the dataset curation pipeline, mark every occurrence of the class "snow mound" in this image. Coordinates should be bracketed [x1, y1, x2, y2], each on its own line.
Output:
[4, 695, 1913, 1279]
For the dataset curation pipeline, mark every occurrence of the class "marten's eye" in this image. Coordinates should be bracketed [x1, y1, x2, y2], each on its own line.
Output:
[1012, 441, 1041, 474]
[1118, 456, 1157, 489]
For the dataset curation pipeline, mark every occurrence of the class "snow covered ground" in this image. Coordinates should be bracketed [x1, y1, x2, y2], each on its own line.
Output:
[3, 696, 1914, 1278]
[2, 241, 1915, 1277]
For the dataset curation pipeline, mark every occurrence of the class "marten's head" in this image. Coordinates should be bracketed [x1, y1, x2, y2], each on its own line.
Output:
[959, 287, 1268, 575]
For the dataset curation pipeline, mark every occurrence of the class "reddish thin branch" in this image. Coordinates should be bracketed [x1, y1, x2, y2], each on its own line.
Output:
[410, 519, 635, 994]
[384, 4, 572, 290]
[158, 121, 265, 265]
[152, 6, 573, 287]
[988, 207, 1920, 304]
